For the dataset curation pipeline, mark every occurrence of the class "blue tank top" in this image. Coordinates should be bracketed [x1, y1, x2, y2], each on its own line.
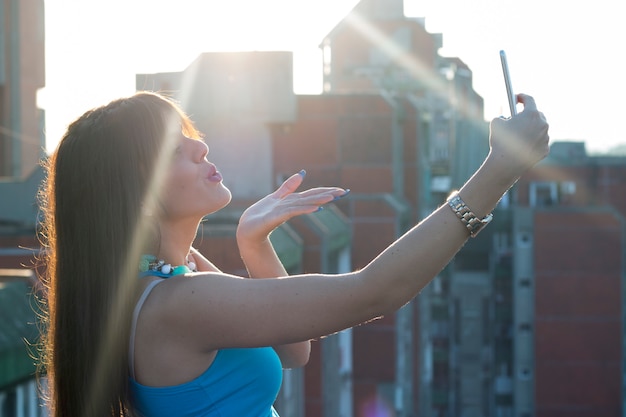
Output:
[129, 280, 283, 416]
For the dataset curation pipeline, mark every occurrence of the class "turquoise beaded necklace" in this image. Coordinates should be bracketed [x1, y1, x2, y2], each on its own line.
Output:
[139, 254, 197, 278]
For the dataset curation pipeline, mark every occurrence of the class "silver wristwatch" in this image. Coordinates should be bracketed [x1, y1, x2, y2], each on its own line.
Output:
[446, 191, 493, 238]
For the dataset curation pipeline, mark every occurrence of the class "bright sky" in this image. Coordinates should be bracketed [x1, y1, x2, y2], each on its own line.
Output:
[41, 0, 625, 154]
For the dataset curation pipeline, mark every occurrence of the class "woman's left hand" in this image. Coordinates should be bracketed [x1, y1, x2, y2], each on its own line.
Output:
[236, 171, 349, 244]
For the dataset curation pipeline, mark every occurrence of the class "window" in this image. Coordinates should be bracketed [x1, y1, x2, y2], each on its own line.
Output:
[529, 182, 558, 207]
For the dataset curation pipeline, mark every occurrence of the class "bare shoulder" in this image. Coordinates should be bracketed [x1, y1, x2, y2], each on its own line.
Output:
[140, 270, 378, 353]
[139, 272, 257, 349]
[139, 272, 238, 330]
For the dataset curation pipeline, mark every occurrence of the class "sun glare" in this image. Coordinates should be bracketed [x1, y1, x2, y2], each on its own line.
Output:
[45, 0, 625, 153]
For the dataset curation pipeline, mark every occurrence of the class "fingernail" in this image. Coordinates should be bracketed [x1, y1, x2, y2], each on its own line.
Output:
[314, 206, 324, 213]
[298, 169, 306, 177]
[332, 189, 351, 201]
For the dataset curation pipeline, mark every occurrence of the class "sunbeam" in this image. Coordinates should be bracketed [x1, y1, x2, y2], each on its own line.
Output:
[343, 11, 448, 97]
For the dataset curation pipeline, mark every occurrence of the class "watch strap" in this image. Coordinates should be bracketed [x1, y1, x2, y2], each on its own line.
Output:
[446, 191, 493, 238]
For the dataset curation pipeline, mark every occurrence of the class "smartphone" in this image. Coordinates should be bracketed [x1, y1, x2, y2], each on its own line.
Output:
[499, 50, 517, 117]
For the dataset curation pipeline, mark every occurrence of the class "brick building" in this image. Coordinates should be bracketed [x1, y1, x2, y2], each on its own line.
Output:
[137, 0, 487, 415]
[0, 0, 46, 415]
[4, 0, 621, 416]
[510, 142, 625, 417]
[300, 1, 488, 416]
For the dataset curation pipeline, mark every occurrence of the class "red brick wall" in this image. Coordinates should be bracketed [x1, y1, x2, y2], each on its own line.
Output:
[534, 210, 622, 417]
[304, 341, 323, 417]
[272, 93, 423, 415]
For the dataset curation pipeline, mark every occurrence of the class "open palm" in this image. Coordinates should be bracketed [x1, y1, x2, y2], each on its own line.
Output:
[236, 171, 348, 243]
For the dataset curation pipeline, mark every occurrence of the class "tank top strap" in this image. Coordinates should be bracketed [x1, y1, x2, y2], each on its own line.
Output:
[129, 279, 165, 380]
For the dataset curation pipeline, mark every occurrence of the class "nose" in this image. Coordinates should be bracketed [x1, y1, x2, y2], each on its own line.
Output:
[194, 139, 209, 162]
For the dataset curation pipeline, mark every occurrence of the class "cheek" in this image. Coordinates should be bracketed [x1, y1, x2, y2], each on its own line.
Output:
[172, 182, 188, 193]
[159, 182, 196, 217]
[162, 176, 183, 197]
[160, 170, 194, 205]
[163, 164, 194, 191]
[166, 179, 197, 204]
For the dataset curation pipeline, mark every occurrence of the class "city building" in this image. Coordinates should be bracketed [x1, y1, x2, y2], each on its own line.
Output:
[310, 1, 488, 416]
[511, 141, 625, 417]
[0, 0, 46, 416]
[0, 0, 46, 179]
[137, 0, 488, 415]
[0, 270, 43, 417]
[3, 0, 624, 415]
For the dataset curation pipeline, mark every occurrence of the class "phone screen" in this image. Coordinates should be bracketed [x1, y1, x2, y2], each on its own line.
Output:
[499, 50, 517, 117]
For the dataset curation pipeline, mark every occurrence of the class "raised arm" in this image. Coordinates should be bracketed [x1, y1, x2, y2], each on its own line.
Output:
[363, 94, 549, 305]
[159, 94, 549, 352]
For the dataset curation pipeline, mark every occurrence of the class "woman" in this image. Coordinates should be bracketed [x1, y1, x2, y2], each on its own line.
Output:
[39, 91, 549, 416]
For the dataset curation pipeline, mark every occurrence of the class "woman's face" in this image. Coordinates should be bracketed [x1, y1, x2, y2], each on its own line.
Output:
[158, 134, 232, 221]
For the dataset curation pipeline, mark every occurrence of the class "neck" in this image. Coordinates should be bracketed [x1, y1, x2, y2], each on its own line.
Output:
[156, 217, 201, 266]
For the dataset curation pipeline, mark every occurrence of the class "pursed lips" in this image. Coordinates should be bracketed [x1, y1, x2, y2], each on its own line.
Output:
[206, 164, 223, 183]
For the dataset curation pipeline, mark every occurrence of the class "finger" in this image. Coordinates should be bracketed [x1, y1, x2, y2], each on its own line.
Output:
[274, 170, 305, 198]
[295, 189, 349, 207]
[517, 93, 537, 112]
[490, 116, 506, 127]
[282, 193, 335, 210]
[298, 187, 347, 199]
[298, 189, 351, 211]
[275, 189, 351, 222]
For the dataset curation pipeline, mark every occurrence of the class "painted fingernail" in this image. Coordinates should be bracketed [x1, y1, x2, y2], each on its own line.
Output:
[332, 189, 351, 201]
[314, 206, 324, 213]
[298, 169, 306, 177]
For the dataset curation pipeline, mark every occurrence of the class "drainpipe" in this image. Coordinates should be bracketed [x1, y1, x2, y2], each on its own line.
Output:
[407, 93, 434, 417]
[9, 0, 22, 177]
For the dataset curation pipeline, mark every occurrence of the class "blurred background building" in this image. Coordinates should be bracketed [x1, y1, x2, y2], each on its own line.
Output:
[2, 0, 625, 416]
[0, 0, 47, 415]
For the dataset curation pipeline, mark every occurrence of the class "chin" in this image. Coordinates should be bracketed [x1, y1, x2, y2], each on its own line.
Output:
[207, 188, 232, 214]
[221, 186, 233, 206]
[218, 194, 232, 210]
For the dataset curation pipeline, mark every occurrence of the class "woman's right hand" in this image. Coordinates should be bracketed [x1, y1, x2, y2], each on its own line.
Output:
[487, 93, 550, 183]
[236, 172, 348, 246]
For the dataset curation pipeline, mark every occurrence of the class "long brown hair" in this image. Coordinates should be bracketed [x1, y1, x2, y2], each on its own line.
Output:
[39, 92, 200, 416]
